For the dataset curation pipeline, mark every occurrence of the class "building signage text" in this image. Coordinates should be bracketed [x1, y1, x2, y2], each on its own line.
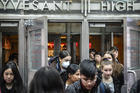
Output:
[0, 0, 137, 12]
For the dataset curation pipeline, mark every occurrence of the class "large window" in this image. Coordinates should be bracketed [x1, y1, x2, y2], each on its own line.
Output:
[48, 22, 81, 64]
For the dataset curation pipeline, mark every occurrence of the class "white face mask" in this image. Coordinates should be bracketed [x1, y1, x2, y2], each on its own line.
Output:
[62, 61, 70, 69]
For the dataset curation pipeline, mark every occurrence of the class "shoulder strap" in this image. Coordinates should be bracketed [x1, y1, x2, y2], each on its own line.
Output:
[100, 82, 105, 93]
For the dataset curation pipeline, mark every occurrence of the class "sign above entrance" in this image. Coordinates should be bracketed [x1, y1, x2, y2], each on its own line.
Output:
[101, 1, 134, 11]
[0, 0, 72, 11]
[0, 0, 140, 15]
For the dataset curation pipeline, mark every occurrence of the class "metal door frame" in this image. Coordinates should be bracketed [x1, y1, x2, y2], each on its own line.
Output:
[0, 32, 2, 70]
[124, 17, 140, 93]
[18, 17, 48, 87]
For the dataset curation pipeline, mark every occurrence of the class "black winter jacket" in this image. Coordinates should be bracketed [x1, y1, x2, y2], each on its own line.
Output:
[66, 80, 98, 93]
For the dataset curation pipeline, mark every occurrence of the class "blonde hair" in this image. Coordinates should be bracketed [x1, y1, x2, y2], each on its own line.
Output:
[104, 51, 123, 77]
[103, 51, 116, 62]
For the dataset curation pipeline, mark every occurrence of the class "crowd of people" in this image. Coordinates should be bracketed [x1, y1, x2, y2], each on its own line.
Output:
[0, 46, 139, 93]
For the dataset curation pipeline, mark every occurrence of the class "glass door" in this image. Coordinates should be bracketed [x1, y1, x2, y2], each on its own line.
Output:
[26, 17, 48, 84]
[48, 22, 81, 64]
[89, 21, 123, 64]
[124, 18, 140, 93]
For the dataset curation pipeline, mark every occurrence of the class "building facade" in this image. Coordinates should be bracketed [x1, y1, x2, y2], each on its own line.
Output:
[0, 0, 140, 92]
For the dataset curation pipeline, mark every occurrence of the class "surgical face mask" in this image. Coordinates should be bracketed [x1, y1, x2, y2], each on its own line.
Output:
[62, 61, 70, 69]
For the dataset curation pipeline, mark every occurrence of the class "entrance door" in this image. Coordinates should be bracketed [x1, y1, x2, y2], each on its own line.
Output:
[25, 17, 48, 84]
[48, 22, 81, 64]
[89, 21, 123, 64]
[124, 18, 140, 93]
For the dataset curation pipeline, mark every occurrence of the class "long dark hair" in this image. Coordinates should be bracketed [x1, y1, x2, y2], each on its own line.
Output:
[0, 61, 24, 93]
[29, 66, 65, 93]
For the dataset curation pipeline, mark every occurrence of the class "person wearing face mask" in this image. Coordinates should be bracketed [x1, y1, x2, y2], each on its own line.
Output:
[49, 50, 71, 72]
[49, 50, 71, 83]
[62, 60, 70, 69]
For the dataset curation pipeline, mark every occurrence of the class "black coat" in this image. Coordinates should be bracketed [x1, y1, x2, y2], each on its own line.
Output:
[0, 84, 26, 93]
[0, 85, 15, 93]
[113, 69, 124, 93]
[49, 56, 68, 84]
[66, 80, 98, 93]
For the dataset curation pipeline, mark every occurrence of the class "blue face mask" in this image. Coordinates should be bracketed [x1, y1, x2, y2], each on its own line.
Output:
[62, 61, 70, 69]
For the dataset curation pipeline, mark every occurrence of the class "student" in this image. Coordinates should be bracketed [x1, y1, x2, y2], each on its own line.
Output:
[103, 51, 114, 62]
[66, 59, 100, 93]
[103, 51, 123, 80]
[65, 64, 80, 88]
[103, 52, 124, 93]
[29, 66, 65, 93]
[49, 50, 71, 83]
[109, 46, 120, 63]
[49, 50, 71, 72]
[98, 60, 115, 93]
[99, 59, 122, 93]
[106, 50, 124, 92]
[0, 61, 25, 93]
